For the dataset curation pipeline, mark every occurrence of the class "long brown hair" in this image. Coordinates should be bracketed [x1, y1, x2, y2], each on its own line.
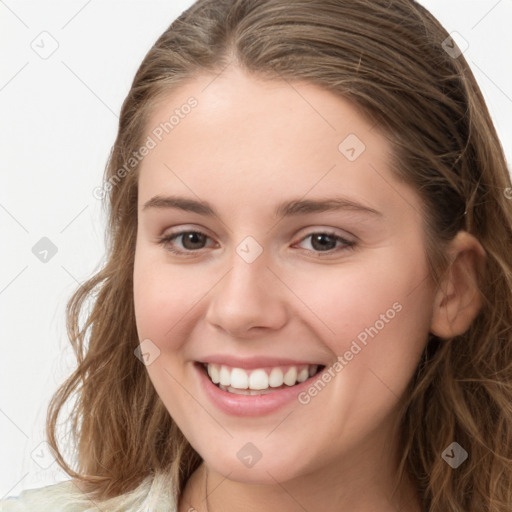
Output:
[46, 1, 512, 510]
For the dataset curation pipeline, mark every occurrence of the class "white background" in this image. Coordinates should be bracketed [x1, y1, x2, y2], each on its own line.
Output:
[1, 0, 511, 498]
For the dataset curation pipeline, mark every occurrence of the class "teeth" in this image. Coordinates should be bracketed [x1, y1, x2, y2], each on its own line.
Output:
[297, 368, 309, 383]
[208, 364, 220, 384]
[231, 368, 249, 389]
[283, 367, 297, 386]
[218, 384, 277, 395]
[268, 367, 283, 387]
[249, 369, 268, 390]
[219, 366, 231, 386]
[205, 363, 321, 391]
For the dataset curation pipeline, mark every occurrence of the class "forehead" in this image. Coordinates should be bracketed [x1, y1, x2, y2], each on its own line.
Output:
[143, 67, 381, 155]
[137, 67, 419, 224]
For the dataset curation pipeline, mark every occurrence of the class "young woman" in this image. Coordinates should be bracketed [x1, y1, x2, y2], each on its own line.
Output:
[2, 1, 511, 511]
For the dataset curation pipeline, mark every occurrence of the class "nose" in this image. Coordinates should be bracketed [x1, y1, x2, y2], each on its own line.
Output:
[205, 247, 289, 337]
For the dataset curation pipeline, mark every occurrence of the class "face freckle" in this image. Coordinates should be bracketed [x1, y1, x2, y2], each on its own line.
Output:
[132, 66, 436, 488]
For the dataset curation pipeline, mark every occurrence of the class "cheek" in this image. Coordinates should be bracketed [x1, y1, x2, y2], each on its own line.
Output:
[132, 252, 206, 428]
[285, 256, 432, 445]
[133, 250, 228, 389]
[287, 251, 432, 370]
[133, 252, 205, 345]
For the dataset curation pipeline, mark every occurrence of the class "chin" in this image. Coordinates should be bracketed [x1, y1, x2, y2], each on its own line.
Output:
[200, 444, 315, 485]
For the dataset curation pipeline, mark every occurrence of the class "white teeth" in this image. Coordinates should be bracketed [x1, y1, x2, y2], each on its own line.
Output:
[297, 368, 309, 383]
[249, 369, 268, 390]
[218, 384, 277, 395]
[230, 368, 249, 389]
[268, 367, 284, 387]
[219, 366, 231, 386]
[283, 367, 297, 386]
[207, 364, 220, 384]
[204, 363, 322, 391]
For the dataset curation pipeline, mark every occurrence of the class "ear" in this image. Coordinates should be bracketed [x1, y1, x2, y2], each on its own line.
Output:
[430, 231, 486, 339]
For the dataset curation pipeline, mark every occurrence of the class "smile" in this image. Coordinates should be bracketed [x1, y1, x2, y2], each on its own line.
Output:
[200, 362, 325, 395]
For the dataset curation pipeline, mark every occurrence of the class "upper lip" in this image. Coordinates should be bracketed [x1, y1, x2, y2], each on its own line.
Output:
[197, 355, 325, 370]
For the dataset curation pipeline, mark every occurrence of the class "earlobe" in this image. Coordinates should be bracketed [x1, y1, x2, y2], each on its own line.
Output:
[430, 231, 486, 339]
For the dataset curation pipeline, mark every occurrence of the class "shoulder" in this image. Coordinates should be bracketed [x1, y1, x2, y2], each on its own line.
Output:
[1, 474, 178, 512]
[0, 480, 87, 511]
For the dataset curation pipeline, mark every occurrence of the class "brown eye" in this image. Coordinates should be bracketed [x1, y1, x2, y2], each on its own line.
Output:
[158, 230, 214, 255]
[309, 233, 338, 251]
[179, 232, 208, 250]
[296, 231, 356, 256]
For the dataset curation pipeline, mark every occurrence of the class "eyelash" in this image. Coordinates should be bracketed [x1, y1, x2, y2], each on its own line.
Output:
[157, 230, 356, 258]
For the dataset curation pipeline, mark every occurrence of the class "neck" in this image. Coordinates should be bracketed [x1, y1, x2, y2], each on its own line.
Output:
[178, 396, 421, 512]
[179, 437, 421, 512]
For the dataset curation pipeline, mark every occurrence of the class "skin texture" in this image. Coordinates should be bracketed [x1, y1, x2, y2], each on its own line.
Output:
[133, 66, 484, 512]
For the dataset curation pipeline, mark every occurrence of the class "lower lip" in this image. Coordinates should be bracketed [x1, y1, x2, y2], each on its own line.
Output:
[195, 363, 322, 417]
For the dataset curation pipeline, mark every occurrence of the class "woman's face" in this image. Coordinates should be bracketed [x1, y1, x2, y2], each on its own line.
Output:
[133, 67, 436, 484]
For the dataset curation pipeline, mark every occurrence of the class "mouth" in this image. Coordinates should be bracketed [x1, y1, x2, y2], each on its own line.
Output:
[196, 361, 326, 396]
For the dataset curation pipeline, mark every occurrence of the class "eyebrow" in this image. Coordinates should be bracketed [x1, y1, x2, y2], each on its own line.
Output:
[142, 194, 382, 218]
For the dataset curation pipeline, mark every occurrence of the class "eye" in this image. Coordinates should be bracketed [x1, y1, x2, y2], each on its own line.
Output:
[296, 231, 355, 255]
[157, 229, 355, 257]
[157, 230, 214, 254]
